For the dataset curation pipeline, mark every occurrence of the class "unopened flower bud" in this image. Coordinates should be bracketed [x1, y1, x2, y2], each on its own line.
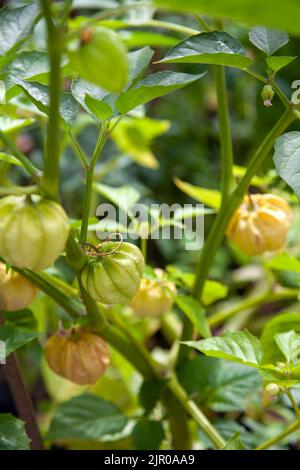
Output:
[261, 85, 275, 107]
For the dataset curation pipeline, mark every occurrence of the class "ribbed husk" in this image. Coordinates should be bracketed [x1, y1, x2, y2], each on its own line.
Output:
[45, 331, 110, 385]
[0, 196, 69, 270]
[227, 194, 292, 256]
[81, 242, 144, 304]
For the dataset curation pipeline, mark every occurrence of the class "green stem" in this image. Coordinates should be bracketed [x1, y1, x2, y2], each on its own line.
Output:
[213, 65, 235, 202]
[79, 124, 109, 244]
[12, 266, 84, 320]
[0, 185, 39, 196]
[67, 131, 89, 170]
[192, 108, 295, 300]
[286, 390, 300, 420]
[256, 419, 300, 450]
[135, 19, 198, 36]
[208, 288, 299, 328]
[40, 0, 63, 200]
[79, 168, 95, 244]
[245, 68, 292, 109]
[168, 377, 225, 449]
[162, 392, 192, 450]
[0, 130, 42, 183]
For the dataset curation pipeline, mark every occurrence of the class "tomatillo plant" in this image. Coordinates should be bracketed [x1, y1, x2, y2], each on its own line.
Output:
[0, 0, 300, 452]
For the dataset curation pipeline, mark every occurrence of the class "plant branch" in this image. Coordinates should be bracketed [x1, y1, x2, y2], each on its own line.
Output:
[3, 352, 44, 450]
[168, 376, 225, 449]
[79, 123, 109, 244]
[208, 287, 299, 328]
[134, 19, 199, 36]
[40, 0, 63, 200]
[0, 185, 39, 196]
[12, 266, 85, 320]
[67, 131, 89, 170]
[256, 419, 300, 450]
[213, 65, 235, 202]
[286, 390, 300, 420]
[0, 130, 42, 183]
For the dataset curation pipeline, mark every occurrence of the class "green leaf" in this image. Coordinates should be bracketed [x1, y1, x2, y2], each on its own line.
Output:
[93, 183, 141, 216]
[72, 79, 115, 122]
[0, 3, 40, 57]
[3, 51, 51, 100]
[126, 46, 154, 88]
[224, 432, 246, 450]
[265, 252, 300, 273]
[259, 368, 300, 387]
[111, 116, 170, 169]
[132, 420, 165, 450]
[0, 116, 34, 134]
[175, 295, 211, 338]
[116, 71, 206, 114]
[184, 330, 264, 367]
[178, 356, 261, 412]
[233, 165, 272, 186]
[202, 280, 228, 306]
[159, 32, 252, 69]
[0, 414, 30, 450]
[47, 394, 128, 441]
[139, 379, 166, 415]
[0, 152, 23, 167]
[0, 324, 39, 358]
[2, 309, 37, 330]
[275, 331, 300, 365]
[84, 94, 114, 122]
[166, 266, 227, 305]
[174, 177, 221, 209]
[154, 0, 300, 36]
[11, 78, 79, 127]
[249, 27, 289, 55]
[273, 132, 300, 201]
[266, 56, 296, 74]
[261, 313, 300, 363]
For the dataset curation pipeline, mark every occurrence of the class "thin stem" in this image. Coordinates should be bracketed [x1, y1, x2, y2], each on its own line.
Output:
[12, 266, 84, 320]
[213, 65, 235, 202]
[168, 377, 225, 449]
[135, 19, 198, 36]
[270, 79, 292, 109]
[79, 168, 95, 244]
[3, 352, 44, 450]
[286, 390, 300, 420]
[192, 108, 295, 300]
[67, 131, 89, 170]
[79, 124, 109, 244]
[245, 68, 267, 84]
[0, 185, 39, 196]
[109, 309, 162, 377]
[40, 0, 63, 200]
[208, 288, 299, 328]
[0, 130, 41, 183]
[244, 68, 292, 109]
[256, 419, 300, 450]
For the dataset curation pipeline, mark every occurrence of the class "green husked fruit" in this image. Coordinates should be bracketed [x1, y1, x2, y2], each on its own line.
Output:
[0, 196, 69, 270]
[81, 241, 144, 304]
[68, 27, 128, 92]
